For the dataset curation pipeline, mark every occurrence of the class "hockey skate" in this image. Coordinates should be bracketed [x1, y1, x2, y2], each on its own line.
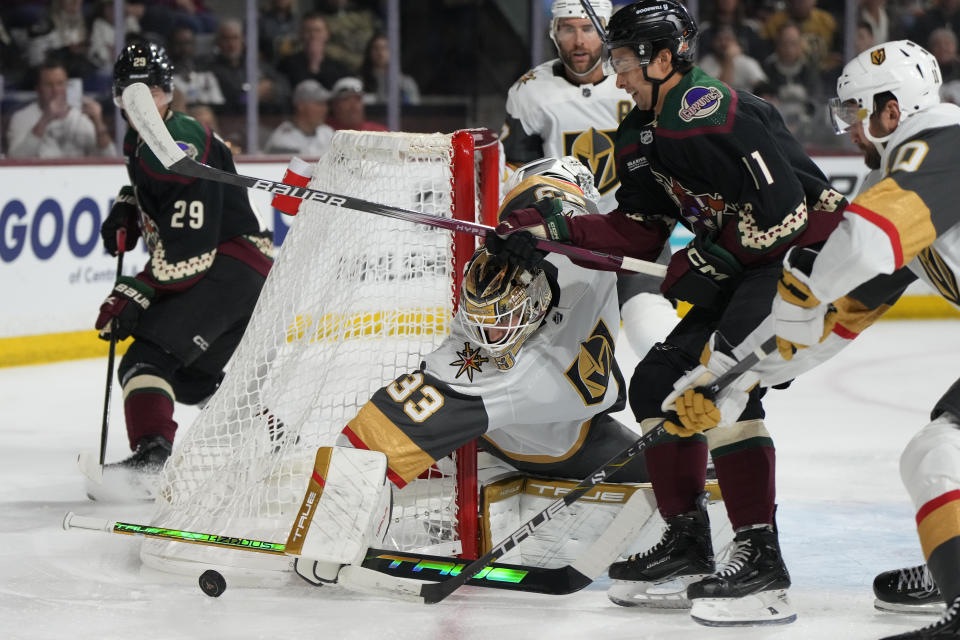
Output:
[687, 524, 796, 626]
[80, 435, 171, 502]
[874, 564, 946, 615]
[880, 595, 960, 639]
[606, 493, 714, 608]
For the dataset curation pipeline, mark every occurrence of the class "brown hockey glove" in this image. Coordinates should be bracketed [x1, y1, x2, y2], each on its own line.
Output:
[494, 197, 571, 241]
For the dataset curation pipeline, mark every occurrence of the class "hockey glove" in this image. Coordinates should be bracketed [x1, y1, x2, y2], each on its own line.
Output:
[772, 247, 837, 360]
[484, 231, 546, 270]
[95, 276, 156, 341]
[661, 228, 742, 309]
[101, 186, 140, 255]
[661, 333, 759, 436]
[494, 197, 571, 242]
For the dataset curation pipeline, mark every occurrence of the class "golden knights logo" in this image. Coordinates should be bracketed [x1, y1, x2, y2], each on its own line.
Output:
[871, 48, 886, 65]
[918, 247, 960, 306]
[565, 319, 614, 406]
[450, 342, 488, 382]
[563, 128, 618, 195]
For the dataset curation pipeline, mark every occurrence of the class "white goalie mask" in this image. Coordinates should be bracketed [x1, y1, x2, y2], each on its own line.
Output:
[459, 248, 553, 371]
[503, 156, 601, 214]
[830, 40, 941, 145]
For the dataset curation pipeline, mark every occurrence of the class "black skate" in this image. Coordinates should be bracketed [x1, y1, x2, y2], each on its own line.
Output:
[607, 492, 714, 608]
[880, 595, 960, 639]
[80, 435, 171, 502]
[875, 564, 946, 615]
[688, 524, 797, 626]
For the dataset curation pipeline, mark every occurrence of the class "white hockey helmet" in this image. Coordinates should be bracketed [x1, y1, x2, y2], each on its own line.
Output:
[550, 0, 613, 46]
[830, 40, 941, 135]
[503, 156, 601, 214]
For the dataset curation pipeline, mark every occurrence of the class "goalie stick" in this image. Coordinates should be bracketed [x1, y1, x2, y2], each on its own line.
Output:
[62, 487, 652, 597]
[119, 83, 666, 279]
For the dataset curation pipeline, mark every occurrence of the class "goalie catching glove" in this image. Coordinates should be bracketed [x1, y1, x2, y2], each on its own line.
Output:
[660, 333, 760, 436]
[772, 247, 838, 361]
[95, 276, 155, 340]
[100, 186, 141, 255]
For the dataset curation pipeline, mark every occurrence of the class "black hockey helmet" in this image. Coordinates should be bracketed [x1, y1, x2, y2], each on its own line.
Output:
[113, 39, 174, 106]
[605, 0, 698, 68]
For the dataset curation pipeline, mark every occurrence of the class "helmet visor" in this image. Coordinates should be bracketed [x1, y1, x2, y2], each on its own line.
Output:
[601, 44, 651, 76]
[828, 97, 867, 135]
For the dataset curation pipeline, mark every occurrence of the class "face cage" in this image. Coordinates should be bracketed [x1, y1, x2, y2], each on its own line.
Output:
[828, 96, 868, 134]
[459, 296, 540, 359]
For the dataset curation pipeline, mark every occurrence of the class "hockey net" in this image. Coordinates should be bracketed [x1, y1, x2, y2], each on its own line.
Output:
[140, 129, 499, 577]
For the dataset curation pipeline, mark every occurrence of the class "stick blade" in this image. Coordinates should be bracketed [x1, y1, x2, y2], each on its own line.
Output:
[121, 82, 186, 168]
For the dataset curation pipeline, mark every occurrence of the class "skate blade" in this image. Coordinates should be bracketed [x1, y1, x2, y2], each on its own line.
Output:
[79, 452, 158, 503]
[690, 589, 797, 626]
[874, 598, 946, 615]
[607, 575, 709, 609]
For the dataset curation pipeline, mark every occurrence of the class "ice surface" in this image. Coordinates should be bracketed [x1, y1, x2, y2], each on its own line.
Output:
[2, 320, 956, 639]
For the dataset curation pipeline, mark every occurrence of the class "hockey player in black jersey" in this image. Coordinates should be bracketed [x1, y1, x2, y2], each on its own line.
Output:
[493, 0, 848, 626]
[90, 40, 273, 499]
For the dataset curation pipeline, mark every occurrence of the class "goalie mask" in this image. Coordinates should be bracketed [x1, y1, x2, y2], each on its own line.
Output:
[501, 156, 601, 215]
[459, 248, 553, 370]
[830, 40, 941, 144]
[113, 39, 174, 108]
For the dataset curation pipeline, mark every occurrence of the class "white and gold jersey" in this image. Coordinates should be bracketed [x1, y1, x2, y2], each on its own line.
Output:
[345, 253, 621, 485]
[502, 59, 633, 214]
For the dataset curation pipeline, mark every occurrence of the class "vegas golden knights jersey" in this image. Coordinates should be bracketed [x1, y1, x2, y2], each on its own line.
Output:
[806, 102, 960, 310]
[344, 254, 622, 487]
[502, 59, 633, 214]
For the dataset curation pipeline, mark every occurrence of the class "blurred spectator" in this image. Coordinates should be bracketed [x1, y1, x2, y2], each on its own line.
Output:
[757, 22, 823, 138]
[855, 20, 876, 53]
[6, 58, 116, 158]
[764, 0, 839, 71]
[697, 24, 768, 93]
[698, 0, 767, 60]
[316, 0, 382, 74]
[859, 0, 890, 44]
[276, 13, 351, 91]
[0, 15, 28, 90]
[908, 0, 960, 48]
[929, 27, 960, 103]
[209, 18, 290, 115]
[259, 0, 299, 62]
[263, 79, 334, 155]
[88, 2, 143, 78]
[169, 25, 225, 109]
[327, 76, 387, 131]
[360, 32, 420, 105]
[141, 0, 217, 34]
[26, 0, 95, 79]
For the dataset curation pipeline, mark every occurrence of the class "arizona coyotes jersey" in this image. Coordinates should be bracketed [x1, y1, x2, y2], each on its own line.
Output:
[343, 254, 623, 487]
[806, 103, 960, 311]
[123, 110, 273, 293]
[502, 59, 633, 213]
[564, 67, 846, 270]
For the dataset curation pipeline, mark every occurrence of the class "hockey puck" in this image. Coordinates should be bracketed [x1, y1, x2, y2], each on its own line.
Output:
[199, 569, 227, 597]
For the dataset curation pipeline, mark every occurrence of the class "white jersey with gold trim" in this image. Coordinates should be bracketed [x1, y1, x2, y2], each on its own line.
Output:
[502, 59, 633, 214]
[421, 254, 622, 460]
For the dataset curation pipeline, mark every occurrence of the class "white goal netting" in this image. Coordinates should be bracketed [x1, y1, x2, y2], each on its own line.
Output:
[140, 130, 495, 576]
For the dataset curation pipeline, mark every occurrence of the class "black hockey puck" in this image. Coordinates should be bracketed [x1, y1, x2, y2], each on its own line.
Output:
[199, 569, 227, 597]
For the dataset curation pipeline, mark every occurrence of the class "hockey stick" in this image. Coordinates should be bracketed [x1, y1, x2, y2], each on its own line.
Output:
[120, 83, 666, 279]
[63, 488, 652, 596]
[96, 228, 127, 471]
[578, 0, 608, 43]
[416, 335, 778, 604]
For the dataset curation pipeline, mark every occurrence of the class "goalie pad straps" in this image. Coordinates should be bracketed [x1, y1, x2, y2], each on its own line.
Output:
[285, 447, 391, 566]
[271, 156, 315, 215]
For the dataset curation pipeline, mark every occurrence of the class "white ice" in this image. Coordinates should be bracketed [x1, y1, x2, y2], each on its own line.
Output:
[2, 320, 957, 640]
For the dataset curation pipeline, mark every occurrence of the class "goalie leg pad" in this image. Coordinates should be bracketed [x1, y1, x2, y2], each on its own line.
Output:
[285, 447, 391, 568]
